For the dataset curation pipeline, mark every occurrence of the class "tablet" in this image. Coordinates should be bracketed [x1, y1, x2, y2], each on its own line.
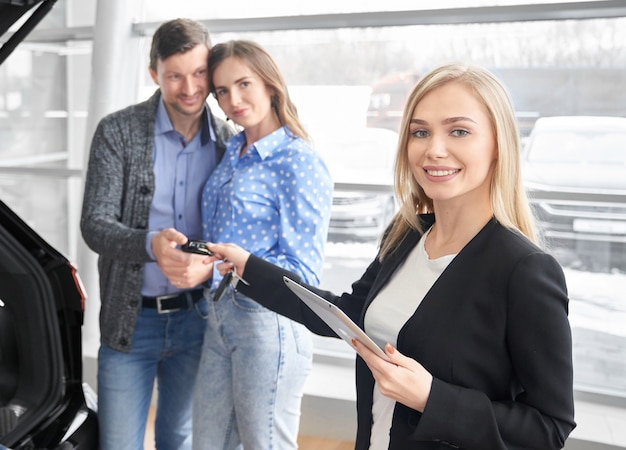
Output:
[283, 276, 389, 361]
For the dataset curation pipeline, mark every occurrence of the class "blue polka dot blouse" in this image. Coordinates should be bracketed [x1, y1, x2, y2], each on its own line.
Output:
[202, 126, 333, 288]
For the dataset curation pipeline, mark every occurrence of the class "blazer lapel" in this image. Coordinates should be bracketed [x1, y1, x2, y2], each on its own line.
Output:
[365, 214, 435, 306]
[417, 217, 498, 310]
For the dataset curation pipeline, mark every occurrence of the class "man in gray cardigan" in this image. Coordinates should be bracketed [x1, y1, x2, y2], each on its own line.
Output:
[80, 19, 233, 450]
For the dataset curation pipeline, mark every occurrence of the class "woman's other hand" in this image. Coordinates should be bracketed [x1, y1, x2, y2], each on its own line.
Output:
[353, 340, 433, 413]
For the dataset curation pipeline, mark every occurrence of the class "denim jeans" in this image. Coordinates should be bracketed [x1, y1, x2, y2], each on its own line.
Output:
[98, 295, 209, 450]
[192, 289, 313, 450]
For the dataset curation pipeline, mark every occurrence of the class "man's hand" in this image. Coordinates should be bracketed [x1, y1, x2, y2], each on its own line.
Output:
[152, 228, 212, 288]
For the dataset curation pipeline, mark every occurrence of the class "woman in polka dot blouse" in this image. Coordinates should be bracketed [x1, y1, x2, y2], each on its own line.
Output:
[192, 40, 333, 449]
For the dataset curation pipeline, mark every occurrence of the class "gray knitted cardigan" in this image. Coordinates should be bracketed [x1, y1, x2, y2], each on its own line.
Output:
[80, 89, 234, 352]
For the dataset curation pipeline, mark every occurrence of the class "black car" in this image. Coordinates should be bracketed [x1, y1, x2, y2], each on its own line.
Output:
[1, 0, 98, 449]
[523, 115, 626, 273]
[0, 201, 98, 450]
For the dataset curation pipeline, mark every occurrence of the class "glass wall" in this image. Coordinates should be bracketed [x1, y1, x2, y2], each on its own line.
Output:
[0, 0, 89, 258]
[1, 0, 624, 405]
[148, 13, 625, 400]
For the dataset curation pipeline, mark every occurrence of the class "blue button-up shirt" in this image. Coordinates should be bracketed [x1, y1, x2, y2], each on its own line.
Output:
[142, 99, 218, 296]
[202, 126, 333, 287]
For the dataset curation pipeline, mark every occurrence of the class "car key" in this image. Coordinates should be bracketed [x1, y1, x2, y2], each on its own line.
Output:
[181, 239, 214, 256]
[213, 270, 233, 302]
[212, 266, 249, 302]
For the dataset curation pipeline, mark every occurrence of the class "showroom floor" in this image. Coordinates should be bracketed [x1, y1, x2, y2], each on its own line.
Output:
[143, 405, 354, 450]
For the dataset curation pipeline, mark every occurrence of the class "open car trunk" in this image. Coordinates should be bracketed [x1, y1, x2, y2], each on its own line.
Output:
[0, 200, 98, 449]
[0, 2, 98, 448]
[0, 0, 58, 66]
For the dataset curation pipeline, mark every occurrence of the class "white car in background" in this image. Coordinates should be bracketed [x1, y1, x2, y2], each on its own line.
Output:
[523, 116, 626, 272]
[314, 127, 398, 242]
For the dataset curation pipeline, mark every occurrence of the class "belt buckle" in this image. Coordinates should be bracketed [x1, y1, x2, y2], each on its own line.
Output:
[155, 293, 180, 314]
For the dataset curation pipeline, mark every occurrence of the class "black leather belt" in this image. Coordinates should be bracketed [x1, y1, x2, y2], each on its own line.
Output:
[142, 288, 204, 313]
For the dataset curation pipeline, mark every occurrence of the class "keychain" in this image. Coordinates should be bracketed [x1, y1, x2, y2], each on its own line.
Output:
[213, 265, 249, 302]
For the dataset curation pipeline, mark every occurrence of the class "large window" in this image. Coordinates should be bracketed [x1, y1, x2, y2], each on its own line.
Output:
[142, 10, 626, 401]
[0, 0, 89, 258]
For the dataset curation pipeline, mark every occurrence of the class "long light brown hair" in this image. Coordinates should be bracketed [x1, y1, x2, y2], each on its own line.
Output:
[208, 39, 309, 142]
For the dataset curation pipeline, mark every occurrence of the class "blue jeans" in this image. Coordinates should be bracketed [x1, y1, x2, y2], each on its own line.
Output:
[192, 289, 313, 450]
[98, 295, 209, 450]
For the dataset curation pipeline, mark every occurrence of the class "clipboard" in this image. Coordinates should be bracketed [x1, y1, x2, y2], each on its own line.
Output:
[283, 276, 390, 361]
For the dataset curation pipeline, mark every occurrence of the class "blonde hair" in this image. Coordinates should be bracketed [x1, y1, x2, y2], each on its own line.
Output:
[208, 40, 309, 142]
[380, 63, 541, 259]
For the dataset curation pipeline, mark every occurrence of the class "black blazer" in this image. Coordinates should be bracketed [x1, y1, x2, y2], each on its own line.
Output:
[238, 215, 576, 449]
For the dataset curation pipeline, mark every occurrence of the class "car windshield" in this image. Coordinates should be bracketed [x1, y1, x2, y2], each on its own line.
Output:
[527, 130, 626, 164]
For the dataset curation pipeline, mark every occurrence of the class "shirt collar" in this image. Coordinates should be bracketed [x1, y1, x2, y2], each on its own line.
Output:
[231, 126, 290, 160]
[154, 96, 216, 145]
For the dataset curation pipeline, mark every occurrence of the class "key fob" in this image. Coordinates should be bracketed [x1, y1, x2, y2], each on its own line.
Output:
[181, 240, 213, 256]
